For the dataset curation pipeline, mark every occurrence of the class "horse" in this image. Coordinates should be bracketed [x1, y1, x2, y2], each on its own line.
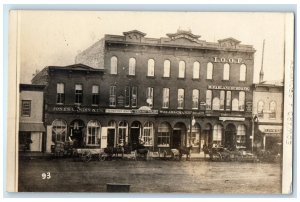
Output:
[134, 144, 148, 160]
[178, 145, 193, 160]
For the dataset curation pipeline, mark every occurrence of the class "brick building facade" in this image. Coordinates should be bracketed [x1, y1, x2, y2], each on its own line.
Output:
[33, 30, 256, 153]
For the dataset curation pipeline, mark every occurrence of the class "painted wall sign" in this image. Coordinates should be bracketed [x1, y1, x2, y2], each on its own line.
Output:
[213, 57, 243, 64]
[246, 102, 253, 112]
[208, 85, 250, 91]
[51, 106, 104, 113]
[219, 117, 245, 121]
[105, 108, 159, 114]
[159, 110, 204, 116]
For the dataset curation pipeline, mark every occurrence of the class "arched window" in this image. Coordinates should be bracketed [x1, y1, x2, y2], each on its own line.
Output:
[269, 101, 276, 119]
[158, 122, 171, 146]
[239, 91, 245, 111]
[163, 60, 171, 77]
[147, 59, 155, 76]
[187, 123, 201, 147]
[220, 91, 225, 110]
[142, 122, 154, 146]
[212, 97, 220, 110]
[223, 63, 230, 80]
[193, 62, 200, 79]
[87, 120, 101, 145]
[213, 124, 223, 145]
[129, 58, 136, 76]
[207, 62, 213, 79]
[206, 90, 212, 110]
[237, 125, 246, 147]
[257, 101, 265, 118]
[178, 61, 185, 78]
[110, 56, 118, 74]
[177, 88, 185, 109]
[192, 89, 199, 109]
[52, 119, 67, 142]
[232, 98, 239, 111]
[240, 64, 247, 81]
[118, 121, 128, 145]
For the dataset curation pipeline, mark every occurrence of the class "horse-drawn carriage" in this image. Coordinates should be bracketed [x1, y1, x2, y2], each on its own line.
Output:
[170, 146, 193, 160]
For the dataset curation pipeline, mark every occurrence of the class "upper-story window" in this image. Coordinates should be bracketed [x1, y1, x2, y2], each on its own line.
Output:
[178, 61, 185, 78]
[206, 90, 212, 110]
[21, 100, 31, 117]
[269, 101, 276, 119]
[124, 86, 137, 108]
[192, 89, 199, 109]
[131, 86, 138, 107]
[162, 88, 170, 108]
[92, 85, 99, 105]
[109, 86, 116, 107]
[220, 91, 225, 110]
[223, 63, 230, 80]
[129, 58, 136, 76]
[163, 60, 171, 77]
[177, 89, 185, 109]
[146, 87, 154, 107]
[212, 97, 220, 110]
[232, 98, 239, 111]
[193, 62, 200, 79]
[226, 91, 231, 111]
[110, 56, 118, 75]
[240, 64, 247, 81]
[147, 59, 155, 76]
[238, 91, 245, 111]
[56, 83, 65, 104]
[257, 100, 264, 118]
[207, 62, 213, 80]
[75, 84, 83, 105]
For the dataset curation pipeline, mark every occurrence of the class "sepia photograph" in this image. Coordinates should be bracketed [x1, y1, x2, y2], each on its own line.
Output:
[6, 10, 294, 194]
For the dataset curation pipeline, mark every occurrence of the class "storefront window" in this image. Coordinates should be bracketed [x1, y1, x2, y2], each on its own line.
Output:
[213, 124, 223, 146]
[178, 61, 185, 78]
[110, 56, 118, 74]
[147, 59, 155, 76]
[129, 58, 136, 76]
[187, 123, 200, 147]
[193, 62, 200, 79]
[226, 91, 231, 110]
[118, 121, 128, 146]
[158, 122, 171, 146]
[142, 122, 154, 146]
[237, 125, 246, 147]
[52, 119, 67, 142]
[87, 120, 101, 145]
[163, 60, 170, 77]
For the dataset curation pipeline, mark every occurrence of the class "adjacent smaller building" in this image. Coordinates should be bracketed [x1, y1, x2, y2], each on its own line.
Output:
[252, 81, 283, 154]
[19, 84, 46, 152]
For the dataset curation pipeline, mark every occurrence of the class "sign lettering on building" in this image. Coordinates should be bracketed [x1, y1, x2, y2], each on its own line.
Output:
[213, 57, 243, 64]
[51, 106, 104, 113]
[219, 117, 245, 121]
[105, 109, 159, 115]
[208, 85, 250, 91]
[264, 129, 282, 133]
[159, 110, 204, 116]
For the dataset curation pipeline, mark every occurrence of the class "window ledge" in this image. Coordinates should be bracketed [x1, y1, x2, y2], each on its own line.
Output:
[127, 75, 136, 78]
[162, 77, 171, 79]
[206, 79, 213, 81]
[177, 77, 185, 80]
[56, 103, 64, 105]
[192, 78, 200, 81]
[222, 79, 230, 82]
[238, 80, 246, 83]
[146, 76, 156, 79]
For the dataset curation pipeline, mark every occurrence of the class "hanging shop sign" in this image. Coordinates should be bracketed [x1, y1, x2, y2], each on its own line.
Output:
[208, 85, 250, 91]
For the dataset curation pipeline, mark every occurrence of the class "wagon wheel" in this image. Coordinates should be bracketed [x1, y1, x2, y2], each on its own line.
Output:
[81, 151, 92, 162]
[98, 153, 106, 161]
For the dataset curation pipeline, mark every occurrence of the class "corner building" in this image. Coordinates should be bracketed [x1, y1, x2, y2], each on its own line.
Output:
[34, 30, 255, 153]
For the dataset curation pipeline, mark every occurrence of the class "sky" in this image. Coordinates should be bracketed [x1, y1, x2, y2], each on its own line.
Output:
[17, 11, 292, 84]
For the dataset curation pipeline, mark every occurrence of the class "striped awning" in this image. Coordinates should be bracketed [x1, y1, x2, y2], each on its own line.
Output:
[19, 123, 45, 132]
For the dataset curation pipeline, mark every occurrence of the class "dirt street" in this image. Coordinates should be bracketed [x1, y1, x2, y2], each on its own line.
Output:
[18, 158, 282, 193]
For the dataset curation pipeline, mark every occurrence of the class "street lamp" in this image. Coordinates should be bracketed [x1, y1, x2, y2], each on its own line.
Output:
[251, 115, 258, 153]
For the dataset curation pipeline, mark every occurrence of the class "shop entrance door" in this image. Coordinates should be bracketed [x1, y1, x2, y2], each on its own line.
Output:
[172, 130, 181, 149]
[107, 129, 115, 147]
[225, 124, 236, 150]
[131, 128, 140, 150]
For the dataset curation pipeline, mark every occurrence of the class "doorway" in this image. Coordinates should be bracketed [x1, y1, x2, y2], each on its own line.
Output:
[130, 121, 141, 150]
[172, 130, 181, 149]
[225, 124, 236, 150]
[70, 119, 85, 148]
[107, 128, 115, 147]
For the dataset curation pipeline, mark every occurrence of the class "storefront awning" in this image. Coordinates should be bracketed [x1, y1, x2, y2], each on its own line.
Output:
[19, 123, 45, 132]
